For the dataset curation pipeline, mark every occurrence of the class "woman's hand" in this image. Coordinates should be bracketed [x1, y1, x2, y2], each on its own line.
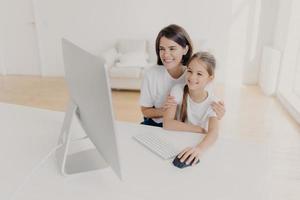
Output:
[163, 95, 177, 110]
[211, 100, 225, 120]
[177, 146, 202, 166]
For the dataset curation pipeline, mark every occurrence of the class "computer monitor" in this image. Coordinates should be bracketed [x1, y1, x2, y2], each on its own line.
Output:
[55, 39, 122, 179]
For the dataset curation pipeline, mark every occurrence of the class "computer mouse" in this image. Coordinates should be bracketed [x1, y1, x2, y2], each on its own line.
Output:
[172, 155, 200, 168]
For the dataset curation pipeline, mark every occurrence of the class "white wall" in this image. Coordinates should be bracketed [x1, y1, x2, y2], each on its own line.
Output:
[225, 0, 293, 86]
[33, 0, 231, 81]
[276, 0, 300, 123]
[225, 0, 268, 86]
[226, 0, 279, 85]
[226, 0, 254, 86]
[0, 1, 5, 75]
[270, 0, 292, 91]
[3, 0, 277, 85]
[0, 0, 41, 75]
[245, 0, 292, 89]
[273, 0, 292, 52]
[1, 0, 290, 87]
[241, 0, 279, 84]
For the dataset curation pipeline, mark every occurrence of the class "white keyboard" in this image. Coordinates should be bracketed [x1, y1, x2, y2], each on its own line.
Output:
[133, 132, 179, 160]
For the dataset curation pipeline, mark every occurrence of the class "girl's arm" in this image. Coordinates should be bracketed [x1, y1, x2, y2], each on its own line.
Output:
[177, 117, 219, 165]
[163, 104, 206, 133]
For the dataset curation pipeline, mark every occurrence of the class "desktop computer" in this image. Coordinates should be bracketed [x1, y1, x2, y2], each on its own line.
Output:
[56, 39, 122, 179]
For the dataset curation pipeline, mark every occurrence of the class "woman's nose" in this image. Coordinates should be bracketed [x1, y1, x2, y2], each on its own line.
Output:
[162, 49, 171, 57]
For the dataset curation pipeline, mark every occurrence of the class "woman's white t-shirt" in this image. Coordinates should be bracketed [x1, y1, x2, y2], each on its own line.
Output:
[170, 83, 218, 131]
[139, 65, 186, 123]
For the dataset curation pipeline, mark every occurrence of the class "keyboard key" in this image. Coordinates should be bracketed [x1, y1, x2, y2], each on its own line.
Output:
[133, 133, 179, 160]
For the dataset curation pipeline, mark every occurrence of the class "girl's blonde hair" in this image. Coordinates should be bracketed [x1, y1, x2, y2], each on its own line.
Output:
[179, 52, 216, 122]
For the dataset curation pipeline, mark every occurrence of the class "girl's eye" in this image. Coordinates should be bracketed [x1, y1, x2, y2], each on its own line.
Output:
[187, 70, 192, 73]
[170, 47, 176, 51]
[197, 73, 202, 76]
[159, 47, 165, 51]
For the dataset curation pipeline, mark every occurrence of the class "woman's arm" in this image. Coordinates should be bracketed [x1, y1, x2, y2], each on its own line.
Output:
[141, 106, 164, 118]
[163, 104, 206, 133]
[141, 95, 179, 119]
[177, 117, 219, 165]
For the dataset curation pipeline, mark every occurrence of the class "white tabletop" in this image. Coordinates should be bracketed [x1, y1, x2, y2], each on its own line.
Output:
[0, 103, 270, 200]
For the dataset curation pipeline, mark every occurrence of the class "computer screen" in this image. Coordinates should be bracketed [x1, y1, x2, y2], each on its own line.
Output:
[56, 38, 122, 179]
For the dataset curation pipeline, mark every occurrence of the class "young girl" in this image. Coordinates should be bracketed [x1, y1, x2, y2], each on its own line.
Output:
[139, 24, 225, 127]
[163, 52, 219, 166]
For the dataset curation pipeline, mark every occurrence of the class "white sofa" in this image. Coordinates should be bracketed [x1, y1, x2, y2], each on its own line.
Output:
[101, 39, 156, 90]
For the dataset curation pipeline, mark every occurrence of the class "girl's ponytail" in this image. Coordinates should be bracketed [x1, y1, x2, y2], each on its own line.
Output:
[180, 84, 189, 122]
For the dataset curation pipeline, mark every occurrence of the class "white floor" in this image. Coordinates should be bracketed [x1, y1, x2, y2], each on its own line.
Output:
[221, 86, 300, 200]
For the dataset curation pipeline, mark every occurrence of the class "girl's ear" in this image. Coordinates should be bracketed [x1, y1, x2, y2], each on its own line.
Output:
[209, 75, 215, 81]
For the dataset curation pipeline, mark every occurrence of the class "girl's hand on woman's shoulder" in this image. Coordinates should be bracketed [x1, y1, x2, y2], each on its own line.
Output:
[211, 100, 226, 120]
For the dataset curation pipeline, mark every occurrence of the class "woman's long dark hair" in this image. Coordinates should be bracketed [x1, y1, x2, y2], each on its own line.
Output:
[155, 24, 193, 66]
[179, 52, 216, 122]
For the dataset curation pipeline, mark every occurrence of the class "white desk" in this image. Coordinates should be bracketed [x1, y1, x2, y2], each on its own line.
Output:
[1, 103, 269, 200]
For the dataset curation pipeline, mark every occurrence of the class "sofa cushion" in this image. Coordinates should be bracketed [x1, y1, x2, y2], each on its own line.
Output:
[116, 52, 148, 67]
[109, 67, 141, 78]
[101, 48, 118, 67]
[116, 39, 146, 54]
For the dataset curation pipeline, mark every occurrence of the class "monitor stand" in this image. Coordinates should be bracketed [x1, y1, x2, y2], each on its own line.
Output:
[55, 101, 108, 176]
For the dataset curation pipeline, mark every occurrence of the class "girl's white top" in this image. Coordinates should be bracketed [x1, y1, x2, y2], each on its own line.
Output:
[170, 83, 218, 131]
